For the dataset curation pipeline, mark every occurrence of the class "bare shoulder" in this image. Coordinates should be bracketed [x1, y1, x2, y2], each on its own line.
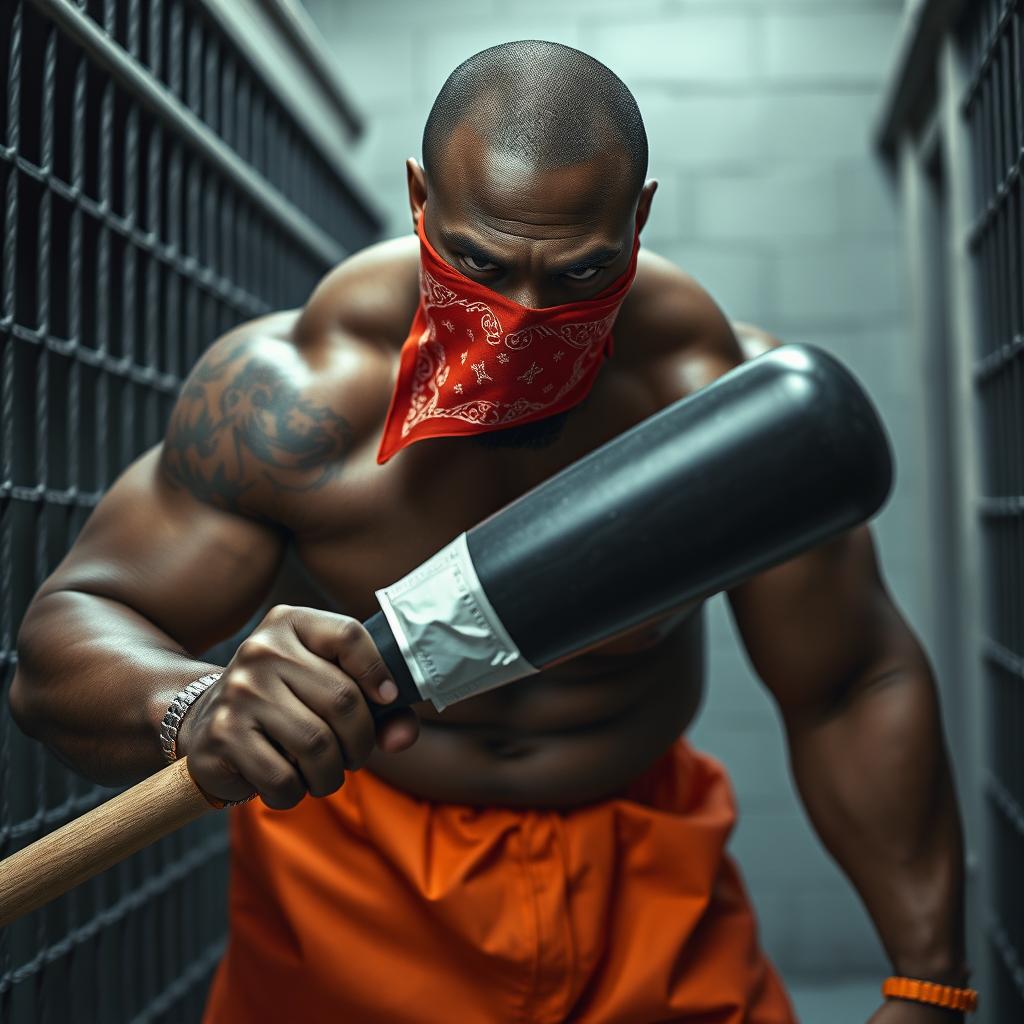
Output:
[729, 319, 786, 359]
[295, 233, 421, 350]
[157, 236, 422, 522]
[622, 247, 780, 402]
[614, 247, 745, 399]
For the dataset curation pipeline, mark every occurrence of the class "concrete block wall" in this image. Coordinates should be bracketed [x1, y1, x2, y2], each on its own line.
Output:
[303, 0, 933, 982]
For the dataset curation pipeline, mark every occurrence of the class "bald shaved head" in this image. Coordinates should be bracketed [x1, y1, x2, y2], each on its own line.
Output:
[422, 40, 648, 200]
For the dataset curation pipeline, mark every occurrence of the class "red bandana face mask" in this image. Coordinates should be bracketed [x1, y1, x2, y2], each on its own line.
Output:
[376, 211, 641, 464]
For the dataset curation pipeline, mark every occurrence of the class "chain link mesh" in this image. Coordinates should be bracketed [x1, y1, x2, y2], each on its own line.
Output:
[960, 0, 1024, 1016]
[0, 1, 379, 1019]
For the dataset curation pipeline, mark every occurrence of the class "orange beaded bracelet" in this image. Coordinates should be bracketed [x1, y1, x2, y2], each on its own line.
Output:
[882, 976, 979, 1013]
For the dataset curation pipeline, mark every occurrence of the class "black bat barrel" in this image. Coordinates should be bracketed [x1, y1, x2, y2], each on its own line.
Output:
[366, 343, 893, 708]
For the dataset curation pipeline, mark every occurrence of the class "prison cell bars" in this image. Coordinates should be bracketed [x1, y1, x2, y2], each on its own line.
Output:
[876, 0, 1023, 1019]
[0, 0, 380, 1020]
[961, 2, 1024, 1017]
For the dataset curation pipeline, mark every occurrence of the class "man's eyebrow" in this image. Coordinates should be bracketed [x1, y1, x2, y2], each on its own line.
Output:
[556, 247, 622, 272]
[441, 232, 504, 263]
[441, 232, 622, 272]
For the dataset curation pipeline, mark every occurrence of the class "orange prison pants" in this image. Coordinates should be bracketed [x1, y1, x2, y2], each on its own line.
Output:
[202, 738, 798, 1023]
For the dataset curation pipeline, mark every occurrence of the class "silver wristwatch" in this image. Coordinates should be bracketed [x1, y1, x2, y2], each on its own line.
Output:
[160, 671, 222, 764]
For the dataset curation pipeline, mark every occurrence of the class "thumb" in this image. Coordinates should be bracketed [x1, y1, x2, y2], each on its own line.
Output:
[374, 707, 420, 753]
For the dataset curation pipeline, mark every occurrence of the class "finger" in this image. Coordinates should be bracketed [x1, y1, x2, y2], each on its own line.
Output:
[186, 751, 257, 806]
[286, 609, 397, 705]
[276, 663, 376, 771]
[240, 619, 378, 768]
[228, 727, 309, 810]
[256, 690, 348, 798]
[374, 708, 420, 753]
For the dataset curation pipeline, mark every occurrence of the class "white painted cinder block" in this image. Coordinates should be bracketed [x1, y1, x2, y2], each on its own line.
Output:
[349, 110, 427, 182]
[305, 0, 502, 30]
[837, 157, 903, 237]
[772, 239, 906, 321]
[753, 881, 889, 978]
[324, 30, 418, 108]
[638, 90, 882, 167]
[692, 166, 841, 241]
[789, 885, 890, 974]
[692, 595, 781, 721]
[764, 9, 904, 82]
[498, 0, 674, 17]
[637, 173, 692, 245]
[732, 823, 859, 925]
[697, 723, 797, 813]
[582, 14, 759, 85]
[772, 325, 916, 401]
[656, 241, 771, 322]
[414, 21, 586, 99]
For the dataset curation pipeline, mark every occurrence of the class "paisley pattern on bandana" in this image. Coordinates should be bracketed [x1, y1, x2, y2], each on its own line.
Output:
[376, 210, 640, 464]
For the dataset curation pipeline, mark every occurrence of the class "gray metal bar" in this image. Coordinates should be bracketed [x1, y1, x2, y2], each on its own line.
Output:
[875, 0, 973, 158]
[26, 0, 347, 268]
[988, 918, 1024, 1005]
[188, 0, 381, 233]
[1, 0, 376, 1015]
[254, 0, 365, 139]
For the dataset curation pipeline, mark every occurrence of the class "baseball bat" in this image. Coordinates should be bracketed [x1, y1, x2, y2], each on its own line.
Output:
[0, 343, 892, 926]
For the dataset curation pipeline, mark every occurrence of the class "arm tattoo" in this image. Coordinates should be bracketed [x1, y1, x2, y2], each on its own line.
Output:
[161, 336, 355, 513]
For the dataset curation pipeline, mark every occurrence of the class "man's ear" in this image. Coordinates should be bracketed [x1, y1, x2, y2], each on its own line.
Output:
[406, 158, 428, 230]
[635, 179, 658, 235]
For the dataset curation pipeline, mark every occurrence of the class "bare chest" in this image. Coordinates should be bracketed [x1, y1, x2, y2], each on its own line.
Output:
[279, 362, 662, 617]
[264, 359, 706, 730]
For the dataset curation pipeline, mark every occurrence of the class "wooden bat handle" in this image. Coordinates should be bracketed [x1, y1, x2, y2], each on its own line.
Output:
[0, 756, 225, 928]
[0, 604, 406, 929]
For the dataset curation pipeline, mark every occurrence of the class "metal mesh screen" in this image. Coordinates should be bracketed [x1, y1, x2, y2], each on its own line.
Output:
[0, 0, 379, 1020]
[960, 0, 1024, 1016]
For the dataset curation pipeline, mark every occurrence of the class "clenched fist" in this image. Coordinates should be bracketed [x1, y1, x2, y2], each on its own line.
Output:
[178, 604, 420, 808]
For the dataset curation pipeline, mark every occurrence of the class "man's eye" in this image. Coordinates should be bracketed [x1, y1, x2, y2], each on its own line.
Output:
[564, 266, 600, 281]
[462, 254, 499, 272]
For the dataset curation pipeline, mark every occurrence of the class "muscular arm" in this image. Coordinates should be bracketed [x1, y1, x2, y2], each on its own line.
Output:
[718, 328, 968, 1006]
[9, 316, 361, 786]
[650, 279, 969, 1008]
[728, 527, 967, 991]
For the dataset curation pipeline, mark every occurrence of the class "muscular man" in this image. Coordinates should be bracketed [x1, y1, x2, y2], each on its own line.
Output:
[11, 41, 968, 1023]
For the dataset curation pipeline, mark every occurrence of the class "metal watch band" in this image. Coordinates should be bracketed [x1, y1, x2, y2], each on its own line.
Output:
[160, 672, 257, 809]
[160, 671, 222, 764]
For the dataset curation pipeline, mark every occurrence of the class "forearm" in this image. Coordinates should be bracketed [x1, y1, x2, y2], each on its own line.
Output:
[10, 589, 227, 787]
[784, 667, 968, 989]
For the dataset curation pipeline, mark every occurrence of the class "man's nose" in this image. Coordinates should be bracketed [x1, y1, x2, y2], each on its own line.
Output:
[502, 282, 547, 309]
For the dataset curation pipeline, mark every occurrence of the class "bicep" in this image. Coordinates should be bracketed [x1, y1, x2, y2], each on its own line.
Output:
[725, 524, 925, 719]
[38, 318, 365, 654]
[36, 443, 286, 657]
